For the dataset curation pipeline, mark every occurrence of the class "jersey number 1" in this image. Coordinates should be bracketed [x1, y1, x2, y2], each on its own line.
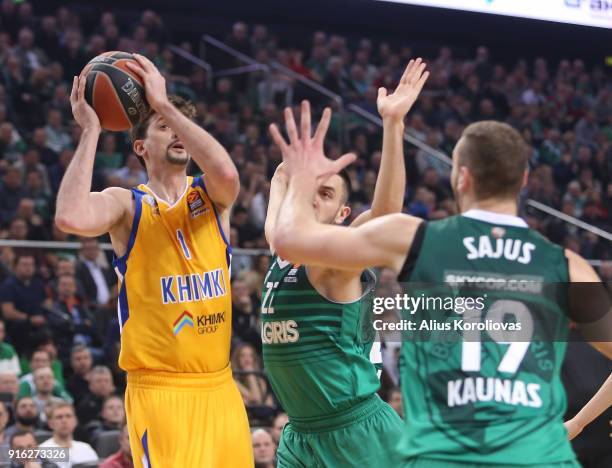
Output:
[176, 229, 191, 260]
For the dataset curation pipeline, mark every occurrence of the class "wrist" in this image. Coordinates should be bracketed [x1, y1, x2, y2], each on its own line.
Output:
[572, 414, 588, 429]
[81, 125, 101, 136]
[382, 117, 405, 129]
[155, 98, 174, 115]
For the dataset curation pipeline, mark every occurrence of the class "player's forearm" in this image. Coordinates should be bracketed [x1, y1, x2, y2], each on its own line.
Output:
[264, 167, 288, 248]
[158, 101, 239, 205]
[55, 128, 100, 231]
[274, 175, 319, 261]
[372, 118, 406, 216]
[572, 373, 612, 428]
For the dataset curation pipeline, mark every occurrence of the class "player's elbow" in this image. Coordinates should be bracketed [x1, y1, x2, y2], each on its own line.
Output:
[55, 214, 76, 234]
[54, 214, 89, 235]
[273, 227, 298, 261]
[217, 164, 239, 187]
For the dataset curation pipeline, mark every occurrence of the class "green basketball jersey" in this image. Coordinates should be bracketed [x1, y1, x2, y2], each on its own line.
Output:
[397, 210, 576, 465]
[261, 256, 380, 419]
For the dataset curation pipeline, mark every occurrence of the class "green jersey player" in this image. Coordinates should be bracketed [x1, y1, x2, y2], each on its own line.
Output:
[269, 97, 612, 467]
[262, 60, 429, 467]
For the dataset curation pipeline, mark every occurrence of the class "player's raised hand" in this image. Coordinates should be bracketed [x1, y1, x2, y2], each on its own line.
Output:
[126, 53, 169, 112]
[70, 76, 100, 131]
[377, 58, 429, 122]
[269, 101, 356, 181]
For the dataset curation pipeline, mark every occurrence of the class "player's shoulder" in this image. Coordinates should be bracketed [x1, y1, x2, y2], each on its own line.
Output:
[565, 249, 600, 282]
[101, 186, 133, 204]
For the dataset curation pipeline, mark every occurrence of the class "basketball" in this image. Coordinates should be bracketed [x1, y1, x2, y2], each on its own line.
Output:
[81, 51, 150, 131]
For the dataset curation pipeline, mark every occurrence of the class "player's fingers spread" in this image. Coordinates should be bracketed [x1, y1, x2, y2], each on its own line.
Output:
[125, 61, 145, 78]
[400, 59, 414, 84]
[284, 107, 299, 146]
[407, 58, 422, 84]
[269, 124, 289, 153]
[412, 62, 427, 85]
[313, 107, 331, 148]
[133, 53, 154, 72]
[416, 71, 430, 91]
[300, 100, 311, 143]
[333, 152, 357, 173]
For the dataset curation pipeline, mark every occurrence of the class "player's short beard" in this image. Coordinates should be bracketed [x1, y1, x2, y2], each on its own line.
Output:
[165, 149, 190, 166]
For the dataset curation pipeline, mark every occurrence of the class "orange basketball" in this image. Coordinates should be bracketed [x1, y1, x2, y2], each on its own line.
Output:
[81, 51, 150, 131]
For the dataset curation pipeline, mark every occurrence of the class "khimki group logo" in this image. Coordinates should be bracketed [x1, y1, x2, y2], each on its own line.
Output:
[173, 311, 194, 335]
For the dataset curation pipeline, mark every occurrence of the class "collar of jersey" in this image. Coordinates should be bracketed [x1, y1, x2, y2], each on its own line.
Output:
[461, 209, 528, 228]
[142, 178, 190, 209]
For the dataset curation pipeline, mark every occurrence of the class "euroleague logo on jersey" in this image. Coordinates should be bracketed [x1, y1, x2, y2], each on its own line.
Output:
[186, 190, 209, 218]
[173, 310, 226, 336]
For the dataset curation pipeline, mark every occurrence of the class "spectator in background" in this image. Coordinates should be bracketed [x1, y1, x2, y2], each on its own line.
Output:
[0, 401, 9, 445]
[231, 343, 270, 406]
[86, 395, 125, 444]
[48, 148, 73, 195]
[30, 127, 58, 167]
[30, 367, 65, 421]
[18, 349, 71, 403]
[5, 397, 41, 440]
[111, 153, 147, 188]
[94, 133, 123, 176]
[0, 248, 15, 286]
[49, 258, 85, 301]
[270, 412, 288, 446]
[226, 22, 251, 57]
[43, 109, 71, 155]
[386, 387, 404, 419]
[48, 274, 102, 365]
[39, 402, 98, 468]
[0, 165, 26, 225]
[12, 26, 47, 71]
[0, 319, 20, 374]
[76, 366, 115, 426]
[26, 334, 66, 390]
[231, 279, 260, 351]
[251, 428, 276, 468]
[0, 373, 19, 403]
[8, 429, 58, 468]
[0, 254, 49, 354]
[100, 424, 133, 468]
[75, 238, 113, 309]
[65, 346, 93, 405]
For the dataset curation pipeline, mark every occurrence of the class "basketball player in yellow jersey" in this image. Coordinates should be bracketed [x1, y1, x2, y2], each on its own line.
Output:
[55, 55, 253, 467]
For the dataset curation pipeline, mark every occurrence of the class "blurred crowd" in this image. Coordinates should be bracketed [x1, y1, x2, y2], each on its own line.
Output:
[0, 1, 610, 466]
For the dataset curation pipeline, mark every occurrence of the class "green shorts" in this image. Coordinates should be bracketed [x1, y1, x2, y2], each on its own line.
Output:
[277, 394, 404, 468]
[402, 459, 581, 468]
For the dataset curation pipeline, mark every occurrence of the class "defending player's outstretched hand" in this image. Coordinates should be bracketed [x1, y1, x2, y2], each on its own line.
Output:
[377, 57, 429, 122]
[269, 100, 356, 182]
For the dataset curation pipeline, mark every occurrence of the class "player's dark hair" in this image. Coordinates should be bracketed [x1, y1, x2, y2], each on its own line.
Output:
[456, 121, 528, 200]
[338, 169, 352, 204]
[130, 95, 197, 168]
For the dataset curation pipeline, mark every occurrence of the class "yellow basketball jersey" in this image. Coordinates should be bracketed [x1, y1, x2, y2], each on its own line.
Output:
[114, 176, 232, 373]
